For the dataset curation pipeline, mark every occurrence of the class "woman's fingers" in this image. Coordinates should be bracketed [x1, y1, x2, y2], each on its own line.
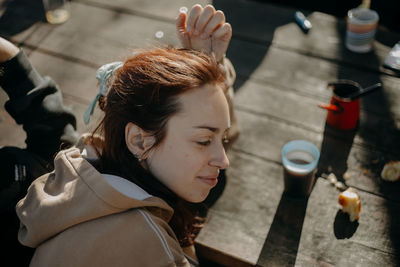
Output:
[177, 4, 231, 61]
[212, 23, 232, 62]
[186, 4, 203, 34]
[194, 5, 215, 35]
[176, 11, 186, 32]
[175, 11, 190, 48]
[201, 10, 225, 39]
[212, 22, 232, 41]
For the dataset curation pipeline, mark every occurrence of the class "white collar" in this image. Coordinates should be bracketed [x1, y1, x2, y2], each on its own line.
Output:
[103, 174, 152, 200]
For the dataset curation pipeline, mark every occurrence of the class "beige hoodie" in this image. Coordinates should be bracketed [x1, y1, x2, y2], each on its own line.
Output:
[16, 58, 237, 267]
[16, 146, 193, 267]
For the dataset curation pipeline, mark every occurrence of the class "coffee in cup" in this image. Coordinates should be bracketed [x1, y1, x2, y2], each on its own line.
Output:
[282, 140, 320, 197]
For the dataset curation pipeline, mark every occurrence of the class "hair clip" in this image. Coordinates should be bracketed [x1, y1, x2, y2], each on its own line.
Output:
[83, 61, 124, 125]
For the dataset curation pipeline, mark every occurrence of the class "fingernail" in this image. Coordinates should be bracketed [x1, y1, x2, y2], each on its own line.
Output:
[200, 32, 207, 39]
[187, 26, 192, 32]
[179, 6, 188, 13]
[194, 29, 199, 35]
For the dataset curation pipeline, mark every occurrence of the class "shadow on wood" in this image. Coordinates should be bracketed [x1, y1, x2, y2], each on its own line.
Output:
[256, 192, 308, 266]
[0, 0, 45, 37]
[212, 0, 296, 92]
[334, 17, 400, 266]
[333, 210, 359, 239]
[317, 123, 357, 180]
[251, 0, 400, 33]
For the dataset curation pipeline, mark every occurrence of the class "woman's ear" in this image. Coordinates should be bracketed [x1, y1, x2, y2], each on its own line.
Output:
[125, 122, 155, 158]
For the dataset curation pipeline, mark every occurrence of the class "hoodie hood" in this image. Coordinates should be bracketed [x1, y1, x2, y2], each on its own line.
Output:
[16, 147, 173, 248]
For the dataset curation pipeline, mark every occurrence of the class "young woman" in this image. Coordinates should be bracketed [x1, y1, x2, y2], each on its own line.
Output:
[15, 4, 238, 266]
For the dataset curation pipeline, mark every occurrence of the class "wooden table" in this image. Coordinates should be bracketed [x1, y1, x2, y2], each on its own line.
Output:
[1, 1, 400, 266]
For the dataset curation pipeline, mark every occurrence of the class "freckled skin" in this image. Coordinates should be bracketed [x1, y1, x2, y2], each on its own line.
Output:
[146, 83, 230, 203]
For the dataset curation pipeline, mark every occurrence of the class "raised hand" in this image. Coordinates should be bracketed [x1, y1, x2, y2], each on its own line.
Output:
[176, 4, 232, 63]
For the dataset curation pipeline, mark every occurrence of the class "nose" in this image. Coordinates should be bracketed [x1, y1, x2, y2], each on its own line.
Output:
[210, 145, 230, 170]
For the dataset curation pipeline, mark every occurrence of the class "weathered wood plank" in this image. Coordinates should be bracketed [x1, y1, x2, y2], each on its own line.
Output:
[232, 109, 400, 201]
[196, 150, 285, 266]
[19, 1, 181, 67]
[91, 0, 398, 74]
[19, 1, 400, 122]
[278, 12, 400, 76]
[16, 1, 400, 134]
[2, 2, 400, 266]
[229, 39, 400, 118]
[295, 178, 400, 266]
[4, 55, 397, 205]
[27, 49, 98, 104]
[196, 154, 400, 266]
[233, 76, 400, 156]
[255, 192, 311, 266]
[12, 1, 399, 119]
[0, 0, 44, 44]
[4, 12, 399, 201]
[212, 0, 399, 75]
[75, 0, 211, 20]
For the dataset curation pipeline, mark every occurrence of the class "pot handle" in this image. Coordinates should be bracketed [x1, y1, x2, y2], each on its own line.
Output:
[318, 103, 342, 112]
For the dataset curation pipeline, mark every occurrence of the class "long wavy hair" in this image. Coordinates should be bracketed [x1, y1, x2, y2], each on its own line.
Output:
[92, 47, 226, 246]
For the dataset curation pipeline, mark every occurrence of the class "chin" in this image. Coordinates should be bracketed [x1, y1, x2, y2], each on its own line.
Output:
[185, 191, 210, 203]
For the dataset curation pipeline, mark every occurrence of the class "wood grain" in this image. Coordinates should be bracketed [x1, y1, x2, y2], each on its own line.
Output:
[296, 178, 400, 266]
[196, 150, 284, 266]
[1, 1, 400, 266]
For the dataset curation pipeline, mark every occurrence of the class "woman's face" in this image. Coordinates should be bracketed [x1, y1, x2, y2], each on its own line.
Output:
[146, 83, 230, 203]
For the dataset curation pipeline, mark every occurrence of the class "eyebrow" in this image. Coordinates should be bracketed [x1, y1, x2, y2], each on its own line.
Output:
[193, 126, 230, 133]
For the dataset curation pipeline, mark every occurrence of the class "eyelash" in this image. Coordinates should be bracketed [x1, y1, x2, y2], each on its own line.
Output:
[197, 140, 211, 146]
[196, 137, 229, 146]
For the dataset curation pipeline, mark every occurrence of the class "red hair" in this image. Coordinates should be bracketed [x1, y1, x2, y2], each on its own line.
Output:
[93, 47, 226, 246]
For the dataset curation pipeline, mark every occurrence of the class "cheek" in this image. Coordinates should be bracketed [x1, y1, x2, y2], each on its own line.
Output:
[166, 139, 204, 167]
[150, 144, 208, 180]
[148, 143, 187, 176]
[181, 152, 203, 172]
[169, 146, 203, 173]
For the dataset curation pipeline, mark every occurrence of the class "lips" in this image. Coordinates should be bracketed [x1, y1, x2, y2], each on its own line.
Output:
[197, 176, 218, 187]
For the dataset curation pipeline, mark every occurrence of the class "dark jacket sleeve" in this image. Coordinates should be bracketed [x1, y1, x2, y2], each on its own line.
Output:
[0, 49, 79, 162]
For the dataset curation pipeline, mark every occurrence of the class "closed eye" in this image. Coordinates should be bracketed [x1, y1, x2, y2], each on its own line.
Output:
[197, 140, 212, 146]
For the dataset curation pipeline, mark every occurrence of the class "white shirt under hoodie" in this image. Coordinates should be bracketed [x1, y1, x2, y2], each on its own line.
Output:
[16, 136, 198, 267]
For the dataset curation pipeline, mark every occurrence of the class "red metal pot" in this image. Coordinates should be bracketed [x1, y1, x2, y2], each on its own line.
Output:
[318, 80, 381, 130]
